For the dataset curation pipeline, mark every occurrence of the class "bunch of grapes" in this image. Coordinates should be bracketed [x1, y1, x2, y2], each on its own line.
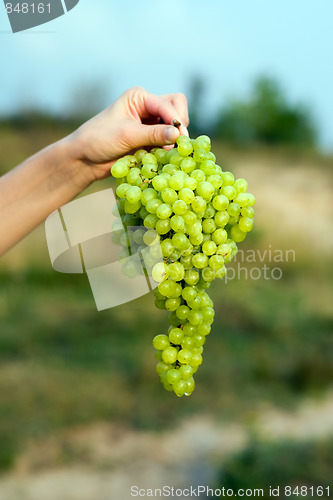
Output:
[111, 134, 255, 397]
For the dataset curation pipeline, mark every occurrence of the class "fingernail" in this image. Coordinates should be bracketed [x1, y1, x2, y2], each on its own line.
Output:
[164, 126, 179, 144]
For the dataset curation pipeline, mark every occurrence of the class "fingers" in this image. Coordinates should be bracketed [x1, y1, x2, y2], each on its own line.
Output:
[144, 92, 189, 137]
[128, 122, 180, 149]
[163, 93, 189, 136]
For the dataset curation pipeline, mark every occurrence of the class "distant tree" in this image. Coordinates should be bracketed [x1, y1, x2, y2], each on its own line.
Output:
[216, 76, 317, 147]
[187, 76, 206, 136]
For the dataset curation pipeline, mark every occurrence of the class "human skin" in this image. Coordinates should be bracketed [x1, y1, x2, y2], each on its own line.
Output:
[0, 87, 189, 256]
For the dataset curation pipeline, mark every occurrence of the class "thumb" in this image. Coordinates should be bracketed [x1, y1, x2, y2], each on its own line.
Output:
[132, 123, 180, 148]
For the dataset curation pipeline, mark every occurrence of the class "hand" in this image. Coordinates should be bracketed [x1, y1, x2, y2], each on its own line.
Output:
[71, 87, 189, 182]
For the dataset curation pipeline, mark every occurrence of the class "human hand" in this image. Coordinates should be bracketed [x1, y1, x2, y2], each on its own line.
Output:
[70, 87, 189, 182]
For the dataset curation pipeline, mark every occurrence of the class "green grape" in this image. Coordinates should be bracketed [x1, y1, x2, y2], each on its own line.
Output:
[202, 240, 217, 256]
[241, 206, 254, 218]
[183, 210, 197, 225]
[178, 188, 195, 204]
[163, 163, 178, 176]
[152, 174, 169, 192]
[239, 217, 254, 232]
[191, 196, 207, 213]
[176, 305, 190, 320]
[196, 181, 215, 201]
[158, 279, 177, 298]
[165, 297, 181, 312]
[156, 219, 171, 235]
[180, 254, 192, 269]
[214, 210, 230, 227]
[125, 200, 141, 214]
[172, 233, 190, 250]
[186, 221, 202, 236]
[184, 177, 197, 190]
[178, 140, 193, 156]
[112, 160, 130, 178]
[134, 149, 147, 162]
[191, 169, 205, 183]
[162, 346, 178, 364]
[152, 262, 168, 283]
[182, 286, 198, 302]
[161, 188, 178, 204]
[153, 334, 170, 350]
[227, 202, 241, 217]
[160, 239, 174, 258]
[212, 194, 229, 211]
[212, 228, 228, 245]
[220, 186, 236, 200]
[170, 215, 185, 232]
[116, 183, 130, 199]
[194, 135, 211, 152]
[178, 349, 193, 364]
[202, 218, 216, 234]
[189, 233, 204, 246]
[207, 174, 223, 189]
[172, 199, 187, 215]
[146, 198, 162, 214]
[203, 203, 216, 219]
[181, 157, 196, 173]
[141, 164, 157, 179]
[209, 255, 224, 271]
[221, 171, 235, 186]
[173, 379, 188, 397]
[193, 149, 207, 162]
[166, 369, 182, 385]
[177, 135, 190, 145]
[200, 160, 215, 176]
[169, 152, 184, 166]
[169, 328, 184, 344]
[206, 151, 216, 162]
[184, 269, 200, 285]
[168, 261, 185, 281]
[169, 173, 185, 191]
[156, 203, 172, 220]
[187, 295, 202, 309]
[141, 188, 157, 205]
[182, 323, 197, 336]
[156, 361, 171, 376]
[155, 299, 166, 310]
[125, 186, 141, 203]
[197, 322, 211, 336]
[188, 310, 203, 326]
[127, 167, 141, 186]
[143, 214, 158, 229]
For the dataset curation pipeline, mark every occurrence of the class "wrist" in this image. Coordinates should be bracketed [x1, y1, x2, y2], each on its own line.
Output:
[60, 133, 96, 192]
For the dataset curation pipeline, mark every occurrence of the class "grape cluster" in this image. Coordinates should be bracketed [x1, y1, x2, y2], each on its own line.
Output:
[111, 134, 255, 397]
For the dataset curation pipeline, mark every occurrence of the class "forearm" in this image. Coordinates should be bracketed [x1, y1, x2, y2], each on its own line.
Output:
[0, 136, 92, 256]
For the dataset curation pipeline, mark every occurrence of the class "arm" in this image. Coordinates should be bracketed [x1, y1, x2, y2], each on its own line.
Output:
[0, 87, 189, 256]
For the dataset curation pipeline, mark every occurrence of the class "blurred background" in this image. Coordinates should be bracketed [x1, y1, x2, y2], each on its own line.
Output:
[0, 1, 332, 499]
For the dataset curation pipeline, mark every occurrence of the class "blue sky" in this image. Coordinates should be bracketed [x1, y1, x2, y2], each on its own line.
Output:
[0, 0, 332, 149]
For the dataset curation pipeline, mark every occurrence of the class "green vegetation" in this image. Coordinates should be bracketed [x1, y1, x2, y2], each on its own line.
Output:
[216, 76, 317, 147]
[217, 439, 333, 498]
[0, 115, 332, 475]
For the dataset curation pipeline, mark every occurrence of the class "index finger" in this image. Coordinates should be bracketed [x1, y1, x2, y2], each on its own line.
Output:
[163, 93, 189, 136]
[143, 93, 185, 133]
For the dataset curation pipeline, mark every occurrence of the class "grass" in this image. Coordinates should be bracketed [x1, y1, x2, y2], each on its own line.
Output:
[217, 438, 333, 498]
[0, 123, 332, 471]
